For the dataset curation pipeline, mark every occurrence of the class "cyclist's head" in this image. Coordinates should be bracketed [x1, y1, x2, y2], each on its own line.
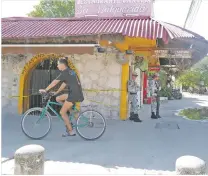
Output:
[57, 58, 68, 70]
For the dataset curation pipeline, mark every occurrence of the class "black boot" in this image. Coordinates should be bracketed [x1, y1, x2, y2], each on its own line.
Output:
[133, 114, 142, 122]
[156, 113, 161, 118]
[129, 112, 136, 120]
[151, 112, 158, 119]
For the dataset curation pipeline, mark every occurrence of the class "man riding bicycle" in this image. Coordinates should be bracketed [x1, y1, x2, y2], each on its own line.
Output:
[39, 58, 84, 137]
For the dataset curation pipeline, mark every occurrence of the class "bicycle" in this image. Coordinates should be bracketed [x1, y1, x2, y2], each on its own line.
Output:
[21, 92, 106, 140]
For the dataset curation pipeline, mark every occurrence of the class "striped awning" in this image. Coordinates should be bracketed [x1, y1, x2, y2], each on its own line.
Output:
[1, 17, 205, 43]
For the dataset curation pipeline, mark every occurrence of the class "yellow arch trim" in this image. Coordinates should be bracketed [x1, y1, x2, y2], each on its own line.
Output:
[18, 53, 80, 114]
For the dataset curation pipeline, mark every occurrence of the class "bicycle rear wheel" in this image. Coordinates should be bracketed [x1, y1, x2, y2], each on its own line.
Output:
[21, 108, 51, 140]
[76, 110, 106, 140]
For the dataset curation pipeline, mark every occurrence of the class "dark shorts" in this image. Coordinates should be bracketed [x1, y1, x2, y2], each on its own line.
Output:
[66, 93, 84, 103]
[56, 92, 84, 103]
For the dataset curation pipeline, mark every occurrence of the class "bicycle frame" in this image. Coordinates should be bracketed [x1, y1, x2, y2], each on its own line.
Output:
[39, 100, 89, 127]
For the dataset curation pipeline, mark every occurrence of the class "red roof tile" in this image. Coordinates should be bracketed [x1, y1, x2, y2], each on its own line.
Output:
[1, 17, 205, 43]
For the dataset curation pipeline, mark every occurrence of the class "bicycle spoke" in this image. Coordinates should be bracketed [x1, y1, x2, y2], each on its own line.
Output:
[76, 110, 106, 140]
[21, 108, 51, 139]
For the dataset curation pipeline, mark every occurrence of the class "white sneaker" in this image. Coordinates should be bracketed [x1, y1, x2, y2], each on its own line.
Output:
[62, 130, 76, 137]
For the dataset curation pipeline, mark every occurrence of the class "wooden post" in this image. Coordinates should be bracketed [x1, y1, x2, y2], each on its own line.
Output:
[14, 145, 45, 175]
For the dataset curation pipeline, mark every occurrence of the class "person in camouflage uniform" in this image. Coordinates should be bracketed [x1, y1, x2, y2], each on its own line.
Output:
[150, 73, 162, 119]
[128, 71, 142, 122]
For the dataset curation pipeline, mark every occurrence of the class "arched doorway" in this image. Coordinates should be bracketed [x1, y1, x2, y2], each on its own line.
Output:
[19, 53, 80, 114]
[29, 59, 61, 113]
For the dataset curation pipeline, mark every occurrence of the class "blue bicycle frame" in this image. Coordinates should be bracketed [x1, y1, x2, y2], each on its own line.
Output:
[39, 101, 89, 127]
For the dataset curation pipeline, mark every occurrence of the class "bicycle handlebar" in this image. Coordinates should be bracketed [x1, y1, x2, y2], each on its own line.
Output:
[39, 91, 55, 98]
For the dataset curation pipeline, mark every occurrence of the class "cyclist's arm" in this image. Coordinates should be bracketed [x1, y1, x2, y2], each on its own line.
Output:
[45, 79, 60, 92]
[55, 82, 66, 95]
[46, 72, 66, 92]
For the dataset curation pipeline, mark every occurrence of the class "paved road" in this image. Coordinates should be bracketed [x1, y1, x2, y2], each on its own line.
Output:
[2, 93, 208, 174]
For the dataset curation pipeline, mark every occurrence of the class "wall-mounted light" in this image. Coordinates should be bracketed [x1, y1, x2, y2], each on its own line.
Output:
[97, 47, 106, 53]
[126, 50, 133, 55]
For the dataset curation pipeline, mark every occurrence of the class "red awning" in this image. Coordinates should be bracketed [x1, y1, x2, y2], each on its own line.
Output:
[1, 17, 205, 44]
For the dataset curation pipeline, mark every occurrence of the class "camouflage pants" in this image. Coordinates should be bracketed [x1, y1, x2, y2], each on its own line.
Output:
[151, 94, 160, 114]
[129, 93, 139, 114]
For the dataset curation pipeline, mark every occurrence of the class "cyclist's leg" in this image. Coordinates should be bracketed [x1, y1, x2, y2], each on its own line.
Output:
[57, 93, 74, 129]
[60, 101, 75, 136]
[56, 94, 68, 104]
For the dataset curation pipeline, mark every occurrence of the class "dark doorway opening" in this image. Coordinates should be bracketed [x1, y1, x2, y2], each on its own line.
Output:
[29, 58, 62, 115]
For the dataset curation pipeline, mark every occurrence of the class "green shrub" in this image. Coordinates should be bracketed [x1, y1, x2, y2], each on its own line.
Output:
[159, 87, 172, 97]
[179, 107, 208, 120]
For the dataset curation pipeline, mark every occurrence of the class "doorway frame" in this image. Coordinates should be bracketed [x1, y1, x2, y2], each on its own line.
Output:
[18, 53, 80, 114]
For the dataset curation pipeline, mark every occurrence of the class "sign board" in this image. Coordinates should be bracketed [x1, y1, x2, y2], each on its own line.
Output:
[154, 50, 192, 59]
[75, 0, 153, 18]
[148, 67, 160, 72]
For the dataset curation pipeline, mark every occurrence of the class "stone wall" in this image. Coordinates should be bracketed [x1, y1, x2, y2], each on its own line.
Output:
[2, 54, 33, 115]
[2, 50, 122, 119]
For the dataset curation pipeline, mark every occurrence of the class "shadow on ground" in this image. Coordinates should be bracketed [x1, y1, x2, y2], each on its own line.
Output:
[2, 94, 208, 172]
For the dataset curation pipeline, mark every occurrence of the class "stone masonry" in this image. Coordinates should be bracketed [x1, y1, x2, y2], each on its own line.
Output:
[2, 50, 122, 119]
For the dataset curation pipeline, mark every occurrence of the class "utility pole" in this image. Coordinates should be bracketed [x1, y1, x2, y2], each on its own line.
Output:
[184, 0, 202, 29]
[151, 0, 156, 18]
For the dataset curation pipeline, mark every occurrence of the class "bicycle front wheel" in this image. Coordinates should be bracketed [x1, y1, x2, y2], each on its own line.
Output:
[21, 107, 51, 140]
[76, 110, 106, 140]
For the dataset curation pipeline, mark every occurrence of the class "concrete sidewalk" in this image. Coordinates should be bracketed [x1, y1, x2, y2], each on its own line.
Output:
[2, 93, 208, 174]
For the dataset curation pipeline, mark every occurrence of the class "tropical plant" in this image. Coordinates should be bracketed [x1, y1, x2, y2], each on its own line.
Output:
[176, 56, 208, 88]
[176, 69, 202, 87]
[159, 87, 172, 97]
[159, 70, 168, 88]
